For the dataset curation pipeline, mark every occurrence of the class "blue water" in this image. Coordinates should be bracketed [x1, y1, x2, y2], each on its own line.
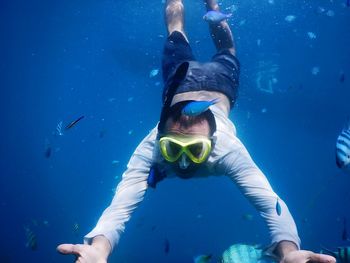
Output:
[1, 0, 350, 262]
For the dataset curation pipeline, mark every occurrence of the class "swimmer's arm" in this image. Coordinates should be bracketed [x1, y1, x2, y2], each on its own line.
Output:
[84, 128, 158, 250]
[216, 136, 300, 249]
[218, 139, 335, 263]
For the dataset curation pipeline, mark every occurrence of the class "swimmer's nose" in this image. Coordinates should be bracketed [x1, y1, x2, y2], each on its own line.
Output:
[179, 154, 190, 169]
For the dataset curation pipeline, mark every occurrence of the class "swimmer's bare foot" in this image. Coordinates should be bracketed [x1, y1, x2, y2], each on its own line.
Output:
[204, 0, 220, 11]
[165, 0, 188, 41]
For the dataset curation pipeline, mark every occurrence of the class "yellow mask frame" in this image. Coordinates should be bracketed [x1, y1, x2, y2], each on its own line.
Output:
[159, 135, 212, 164]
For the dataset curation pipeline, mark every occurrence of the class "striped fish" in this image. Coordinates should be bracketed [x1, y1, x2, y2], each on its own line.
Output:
[336, 120, 350, 171]
[321, 246, 350, 263]
[24, 226, 37, 251]
[337, 247, 350, 263]
[193, 254, 212, 263]
[220, 244, 275, 263]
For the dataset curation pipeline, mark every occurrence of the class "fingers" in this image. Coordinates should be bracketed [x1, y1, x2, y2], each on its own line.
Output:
[57, 244, 73, 254]
[57, 244, 84, 255]
[309, 253, 336, 263]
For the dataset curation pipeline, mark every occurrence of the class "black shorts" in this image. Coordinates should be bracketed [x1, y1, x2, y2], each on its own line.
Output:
[161, 31, 240, 107]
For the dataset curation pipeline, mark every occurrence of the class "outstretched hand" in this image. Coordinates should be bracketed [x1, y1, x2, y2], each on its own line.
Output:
[57, 243, 107, 263]
[280, 250, 336, 263]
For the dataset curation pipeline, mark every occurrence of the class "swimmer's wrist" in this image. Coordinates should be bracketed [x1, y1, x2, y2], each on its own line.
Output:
[275, 240, 299, 260]
[92, 235, 112, 260]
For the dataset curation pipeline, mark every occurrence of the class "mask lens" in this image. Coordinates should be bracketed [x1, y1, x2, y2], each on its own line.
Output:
[167, 141, 182, 157]
[187, 142, 204, 158]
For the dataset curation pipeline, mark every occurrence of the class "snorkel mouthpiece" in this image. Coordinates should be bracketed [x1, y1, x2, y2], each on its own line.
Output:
[179, 154, 190, 169]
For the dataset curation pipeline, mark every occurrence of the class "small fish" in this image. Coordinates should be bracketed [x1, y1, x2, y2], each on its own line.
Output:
[24, 226, 37, 251]
[347, 0, 350, 7]
[44, 146, 52, 158]
[226, 4, 238, 13]
[73, 222, 79, 234]
[321, 246, 350, 263]
[342, 218, 348, 241]
[316, 6, 326, 14]
[193, 254, 212, 263]
[336, 120, 350, 170]
[44, 139, 52, 158]
[257, 39, 261, 46]
[311, 66, 320, 75]
[242, 213, 254, 221]
[307, 32, 317, 39]
[164, 238, 170, 254]
[339, 72, 345, 83]
[182, 99, 219, 116]
[276, 198, 282, 216]
[239, 20, 246, 26]
[285, 15, 296, 22]
[326, 10, 335, 17]
[111, 160, 120, 166]
[99, 130, 106, 138]
[203, 11, 232, 23]
[221, 243, 275, 263]
[65, 115, 84, 130]
[149, 68, 159, 78]
[55, 121, 64, 136]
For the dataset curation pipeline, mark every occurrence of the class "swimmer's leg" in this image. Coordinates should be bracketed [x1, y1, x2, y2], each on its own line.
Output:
[204, 0, 236, 55]
[165, 0, 189, 42]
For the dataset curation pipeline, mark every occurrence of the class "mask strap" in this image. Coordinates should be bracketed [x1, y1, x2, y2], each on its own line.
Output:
[157, 62, 189, 135]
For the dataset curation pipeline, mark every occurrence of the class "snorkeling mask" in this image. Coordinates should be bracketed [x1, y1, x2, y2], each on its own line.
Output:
[159, 135, 212, 164]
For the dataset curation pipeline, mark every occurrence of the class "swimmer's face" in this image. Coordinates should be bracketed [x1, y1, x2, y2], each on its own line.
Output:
[163, 117, 211, 177]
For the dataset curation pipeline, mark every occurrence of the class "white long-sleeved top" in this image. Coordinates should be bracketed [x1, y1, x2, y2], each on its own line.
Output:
[84, 103, 301, 251]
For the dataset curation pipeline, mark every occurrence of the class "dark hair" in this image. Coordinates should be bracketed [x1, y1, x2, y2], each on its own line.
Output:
[161, 100, 216, 136]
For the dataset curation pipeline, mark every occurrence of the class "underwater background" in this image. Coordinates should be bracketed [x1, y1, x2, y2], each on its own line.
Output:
[1, 0, 350, 262]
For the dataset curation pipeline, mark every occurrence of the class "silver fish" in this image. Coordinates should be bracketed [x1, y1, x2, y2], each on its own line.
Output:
[149, 68, 159, 78]
[336, 120, 350, 170]
[220, 243, 275, 263]
[55, 121, 64, 136]
[285, 15, 296, 22]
